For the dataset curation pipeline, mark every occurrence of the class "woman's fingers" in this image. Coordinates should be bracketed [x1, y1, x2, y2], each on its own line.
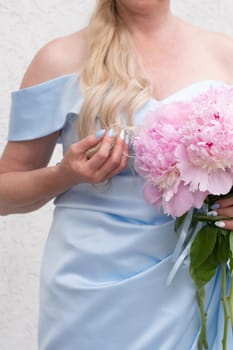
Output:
[215, 220, 233, 230]
[59, 129, 130, 185]
[209, 197, 233, 230]
[215, 206, 233, 218]
[73, 130, 106, 156]
[87, 132, 129, 182]
[87, 131, 116, 170]
[210, 197, 233, 218]
[105, 142, 129, 179]
[95, 132, 126, 171]
[213, 196, 233, 209]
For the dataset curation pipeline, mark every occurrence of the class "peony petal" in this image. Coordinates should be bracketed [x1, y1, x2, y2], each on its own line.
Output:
[163, 178, 181, 202]
[143, 182, 162, 207]
[176, 144, 209, 191]
[192, 189, 208, 209]
[207, 169, 233, 195]
[163, 182, 195, 217]
[181, 164, 209, 192]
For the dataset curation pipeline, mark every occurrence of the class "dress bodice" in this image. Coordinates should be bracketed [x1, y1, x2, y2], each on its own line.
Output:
[8, 72, 225, 143]
[7, 74, 226, 222]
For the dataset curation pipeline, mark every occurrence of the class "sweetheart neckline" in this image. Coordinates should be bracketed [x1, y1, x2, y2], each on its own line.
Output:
[149, 79, 226, 103]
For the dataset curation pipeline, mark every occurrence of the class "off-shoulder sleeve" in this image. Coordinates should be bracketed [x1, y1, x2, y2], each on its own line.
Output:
[7, 73, 81, 141]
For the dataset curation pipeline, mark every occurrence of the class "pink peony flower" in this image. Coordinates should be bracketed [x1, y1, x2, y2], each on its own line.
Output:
[133, 86, 233, 217]
[134, 102, 196, 217]
[176, 87, 233, 195]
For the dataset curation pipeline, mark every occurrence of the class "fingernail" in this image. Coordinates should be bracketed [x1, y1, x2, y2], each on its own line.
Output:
[207, 211, 218, 217]
[211, 203, 220, 210]
[95, 129, 105, 138]
[120, 130, 125, 140]
[108, 128, 114, 138]
[125, 134, 131, 145]
[215, 221, 225, 228]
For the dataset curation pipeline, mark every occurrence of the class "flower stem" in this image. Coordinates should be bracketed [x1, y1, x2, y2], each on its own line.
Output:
[194, 215, 230, 223]
[197, 287, 208, 350]
[222, 263, 229, 350]
[227, 270, 233, 332]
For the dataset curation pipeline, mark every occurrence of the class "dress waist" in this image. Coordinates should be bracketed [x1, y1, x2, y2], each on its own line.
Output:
[54, 174, 172, 225]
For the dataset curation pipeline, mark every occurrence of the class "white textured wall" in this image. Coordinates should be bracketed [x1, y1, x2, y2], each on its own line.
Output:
[0, 1, 233, 349]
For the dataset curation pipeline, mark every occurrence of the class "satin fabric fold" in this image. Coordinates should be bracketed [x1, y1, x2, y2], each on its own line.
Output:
[39, 205, 230, 349]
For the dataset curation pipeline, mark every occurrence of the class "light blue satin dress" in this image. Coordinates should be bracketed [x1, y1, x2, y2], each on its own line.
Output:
[8, 74, 233, 349]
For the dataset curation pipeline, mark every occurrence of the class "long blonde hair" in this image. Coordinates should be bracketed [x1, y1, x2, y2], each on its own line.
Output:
[78, 0, 151, 139]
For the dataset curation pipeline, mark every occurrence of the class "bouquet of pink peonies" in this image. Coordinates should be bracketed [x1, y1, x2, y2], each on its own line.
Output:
[133, 87, 233, 350]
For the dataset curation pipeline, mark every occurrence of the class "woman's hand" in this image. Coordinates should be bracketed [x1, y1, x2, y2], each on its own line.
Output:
[57, 129, 129, 186]
[209, 197, 233, 230]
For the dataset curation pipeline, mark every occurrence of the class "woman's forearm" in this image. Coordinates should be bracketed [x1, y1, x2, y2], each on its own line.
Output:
[0, 132, 129, 215]
[0, 165, 75, 215]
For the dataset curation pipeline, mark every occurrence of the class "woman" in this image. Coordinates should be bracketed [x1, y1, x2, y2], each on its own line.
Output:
[1, 0, 233, 349]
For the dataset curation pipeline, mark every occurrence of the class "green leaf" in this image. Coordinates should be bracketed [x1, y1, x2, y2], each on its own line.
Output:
[190, 226, 218, 269]
[218, 228, 229, 237]
[230, 231, 233, 258]
[174, 213, 187, 234]
[229, 257, 233, 272]
[216, 233, 230, 263]
[190, 251, 219, 290]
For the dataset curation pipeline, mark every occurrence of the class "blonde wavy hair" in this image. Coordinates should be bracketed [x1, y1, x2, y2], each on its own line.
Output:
[78, 0, 152, 139]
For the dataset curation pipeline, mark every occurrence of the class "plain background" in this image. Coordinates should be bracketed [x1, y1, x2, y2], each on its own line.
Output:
[0, 1, 233, 349]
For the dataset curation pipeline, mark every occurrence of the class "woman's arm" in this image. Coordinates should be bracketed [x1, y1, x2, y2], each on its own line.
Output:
[0, 131, 128, 216]
[0, 134, 59, 215]
[0, 32, 128, 215]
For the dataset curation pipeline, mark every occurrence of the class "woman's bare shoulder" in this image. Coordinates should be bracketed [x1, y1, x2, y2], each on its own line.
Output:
[180, 17, 233, 83]
[193, 26, 233, 82]
[20, 28, 88, 89]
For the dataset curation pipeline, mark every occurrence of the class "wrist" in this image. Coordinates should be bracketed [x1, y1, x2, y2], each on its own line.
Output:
[52, 161, 82, 190]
